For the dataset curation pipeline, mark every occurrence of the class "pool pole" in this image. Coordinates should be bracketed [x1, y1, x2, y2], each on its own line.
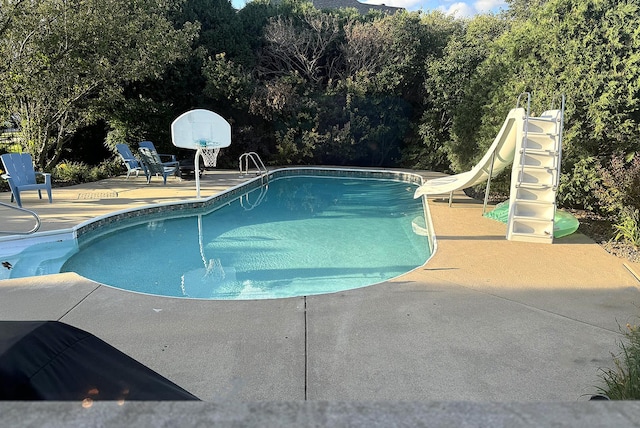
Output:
[195, 148, 202, 198]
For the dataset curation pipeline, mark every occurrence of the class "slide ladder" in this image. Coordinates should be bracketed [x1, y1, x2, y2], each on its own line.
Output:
[506, 94, 565, 243]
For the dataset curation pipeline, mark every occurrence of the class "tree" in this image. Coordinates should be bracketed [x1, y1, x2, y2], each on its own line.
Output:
[0, 0, 197, 168]
[483, 0, 640, 172]
[433, 14, 509, 173]
[340, 18, 394, 80]
[258, 11, 342, 85]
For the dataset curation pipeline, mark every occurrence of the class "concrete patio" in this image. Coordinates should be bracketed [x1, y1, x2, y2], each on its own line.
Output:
[1, 169, 640, 425]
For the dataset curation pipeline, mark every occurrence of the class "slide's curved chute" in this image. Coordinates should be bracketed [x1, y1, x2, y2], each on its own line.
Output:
[414, 108, 525, 198]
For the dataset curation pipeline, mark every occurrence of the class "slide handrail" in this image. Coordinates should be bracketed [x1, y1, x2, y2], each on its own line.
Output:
[516, 92, 531, 112]
[554, 94, 565, 189]
[517, 93, 533, 191]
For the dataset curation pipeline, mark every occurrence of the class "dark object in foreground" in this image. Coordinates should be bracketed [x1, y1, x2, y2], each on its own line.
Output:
[0, 321, 199, 401]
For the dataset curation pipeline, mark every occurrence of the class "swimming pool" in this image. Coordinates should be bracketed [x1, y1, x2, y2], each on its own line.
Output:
[1, 169, 434, 299]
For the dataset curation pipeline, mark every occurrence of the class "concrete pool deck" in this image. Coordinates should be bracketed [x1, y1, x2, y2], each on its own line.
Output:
[1, 169, 640, 424]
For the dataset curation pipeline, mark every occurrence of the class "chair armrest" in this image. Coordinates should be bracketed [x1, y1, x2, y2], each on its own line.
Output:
[35, 172, 52, 185]
[158, 153, 177, 163]
[121, 156, 141, 167]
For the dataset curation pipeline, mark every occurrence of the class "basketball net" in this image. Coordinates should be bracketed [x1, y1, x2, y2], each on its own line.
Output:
[200, 148, 220, 167]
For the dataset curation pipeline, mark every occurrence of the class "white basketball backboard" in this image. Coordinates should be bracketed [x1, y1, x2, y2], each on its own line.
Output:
[171, 109, 231, 150]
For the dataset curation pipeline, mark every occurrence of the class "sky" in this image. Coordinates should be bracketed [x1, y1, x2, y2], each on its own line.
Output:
[363, 0, 507, 17]
[230, 0, 509, 18]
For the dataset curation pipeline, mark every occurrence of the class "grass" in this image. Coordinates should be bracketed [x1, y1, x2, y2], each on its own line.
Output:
[596, 323, 640, 399]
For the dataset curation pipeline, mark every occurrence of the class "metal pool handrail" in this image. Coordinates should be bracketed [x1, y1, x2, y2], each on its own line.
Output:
[0, 201, 41, 235]
[239, 152, 267, 177]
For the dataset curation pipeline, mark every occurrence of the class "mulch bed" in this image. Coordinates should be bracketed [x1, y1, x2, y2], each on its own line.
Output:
[570, 209, 640, 264]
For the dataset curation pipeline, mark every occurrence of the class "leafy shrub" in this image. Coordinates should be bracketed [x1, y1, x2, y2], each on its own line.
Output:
[594, 153, 640, 216]
[614, 208, 640, 248]
[592, 153, 640, 246]
[273, 128, 315, 165]
[52, 159, 122, 185]
[52, 161, 91, 184]
[557, 157, 602, 211]
[597, 323, 640, 400]
[91, 159, 123, 180]
[0, 143, 22, 156]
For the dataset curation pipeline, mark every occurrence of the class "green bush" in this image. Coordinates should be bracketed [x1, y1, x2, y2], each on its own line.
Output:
[557, 157, 602, 211]
[614, 208, 640, 248]
[52, 159, 122, 185]
[595, 153, 640, 216]
[597, 323, 640, 400]
[593, 153, 640, 246]
[52, 161, 91, 184]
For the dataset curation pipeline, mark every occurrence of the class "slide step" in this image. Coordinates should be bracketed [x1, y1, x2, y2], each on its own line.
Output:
[517, 169, 557, 186]
[512, 201, 555, 219]
[517, 162, 556, 171]
[519, 153, 557, 169]
[514, 187, 556, 202]
[528, 117, 559, 124]
[510, 218, 554, 236]
[519, 148, 557, 156]
[512, 214, 554, 222]
[508, 232, 554, 244]
[525, 121, 558, 134]
[512, 198, 555, 207]
[525, 131, 557, 137]
[522, 135, 558, 151]
[515, 182, 554, 190]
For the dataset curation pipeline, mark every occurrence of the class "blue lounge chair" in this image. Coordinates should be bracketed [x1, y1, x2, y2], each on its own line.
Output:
[139, 141, 177, 164]
[138, 147, 180, 185]
[0, 153, 52, 207]
[115, 144, 145, 178]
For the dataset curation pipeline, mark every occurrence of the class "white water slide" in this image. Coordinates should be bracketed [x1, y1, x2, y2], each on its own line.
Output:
[413, 107, 525, 200]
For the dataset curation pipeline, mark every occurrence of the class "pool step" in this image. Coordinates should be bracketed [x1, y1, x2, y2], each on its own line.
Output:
[1, 238, 78, 279]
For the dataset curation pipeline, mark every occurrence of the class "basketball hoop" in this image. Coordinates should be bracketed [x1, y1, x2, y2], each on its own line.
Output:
[170, 109, 231, 198]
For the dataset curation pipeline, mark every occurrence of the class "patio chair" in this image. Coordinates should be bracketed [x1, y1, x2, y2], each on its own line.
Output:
[115, 144, 145, 178]
[139, 141, 177, 164]
[0, 153, 52, 208]
[138, 147, 180, 185]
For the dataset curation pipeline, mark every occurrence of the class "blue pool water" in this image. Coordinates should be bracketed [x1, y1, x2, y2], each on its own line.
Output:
[53, 175, 430, 299]
[61, 177, 430, 299]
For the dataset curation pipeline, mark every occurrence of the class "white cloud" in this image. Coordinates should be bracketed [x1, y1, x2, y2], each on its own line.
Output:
[361, 0, 424, 9]
[437, 2, 475, 18]
[473, 0, 507, 13]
